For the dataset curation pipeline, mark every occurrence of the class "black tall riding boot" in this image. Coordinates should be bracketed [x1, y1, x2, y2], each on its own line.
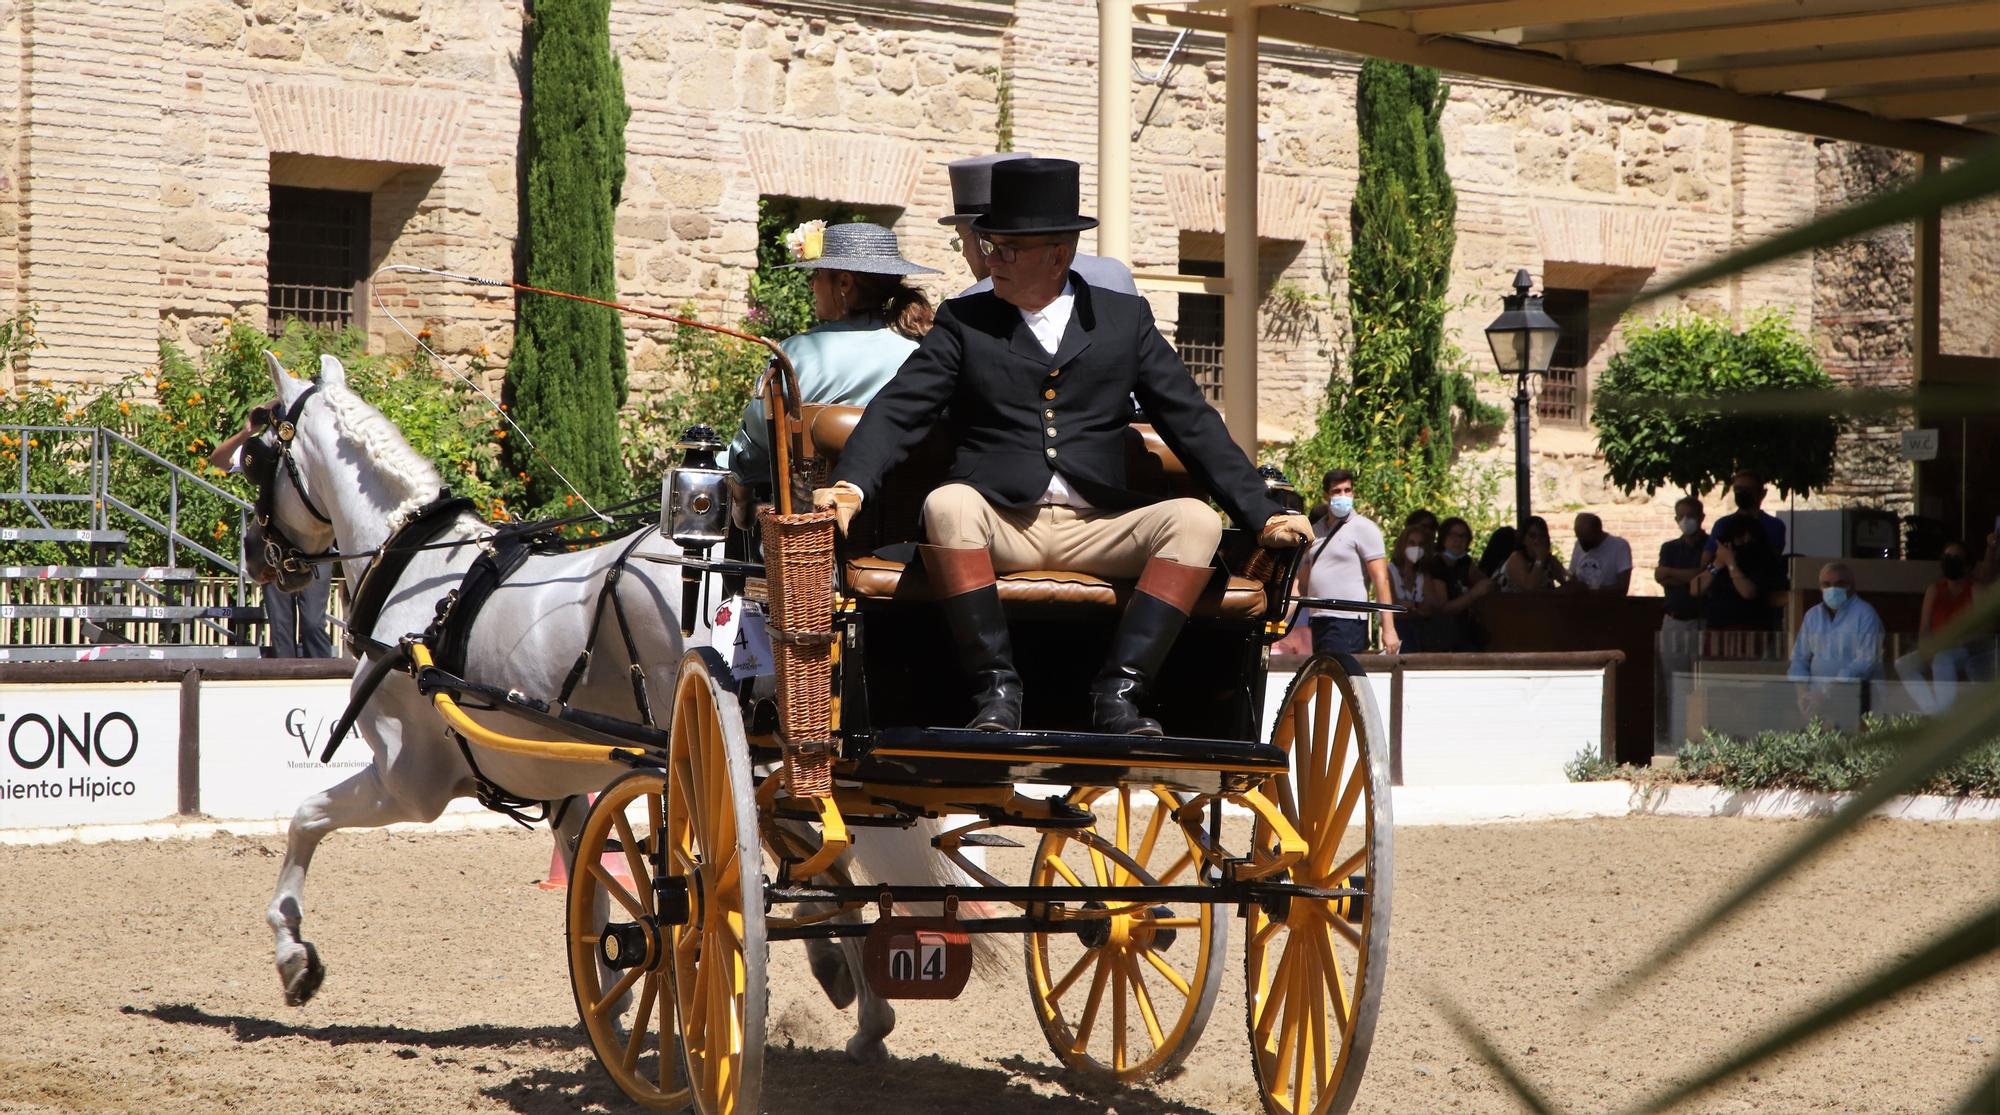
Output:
[1090, 558, 1212, 736]
[922, 545, 1023, 732]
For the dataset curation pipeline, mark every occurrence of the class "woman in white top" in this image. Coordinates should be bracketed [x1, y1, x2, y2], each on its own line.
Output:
[1387, 522, 1433, 652]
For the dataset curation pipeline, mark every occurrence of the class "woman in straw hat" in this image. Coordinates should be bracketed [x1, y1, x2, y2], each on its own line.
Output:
[725, 220, 939, 492]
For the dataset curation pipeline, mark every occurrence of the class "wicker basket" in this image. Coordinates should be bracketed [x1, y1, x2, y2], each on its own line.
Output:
[759, 506, 839, 798]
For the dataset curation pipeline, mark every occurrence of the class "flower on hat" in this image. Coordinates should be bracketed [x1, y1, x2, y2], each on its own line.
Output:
[785, 219, 826, 262]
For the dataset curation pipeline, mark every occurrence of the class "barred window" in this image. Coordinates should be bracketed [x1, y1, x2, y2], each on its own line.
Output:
[1175, 258, 1225, 402]
[268, 186, 370, 333]
[1537, 287, 1591, 426]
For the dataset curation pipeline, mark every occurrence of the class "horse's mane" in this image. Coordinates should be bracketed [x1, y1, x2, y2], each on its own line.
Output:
[319, 379, 445, 531]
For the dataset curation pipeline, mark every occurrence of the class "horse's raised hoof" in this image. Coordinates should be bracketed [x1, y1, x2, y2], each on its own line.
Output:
[806, 938, 856, 1010]
[281, 943, 325, 1006]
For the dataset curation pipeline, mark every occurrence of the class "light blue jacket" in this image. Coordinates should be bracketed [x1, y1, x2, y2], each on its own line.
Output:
[725, 321, 919, 486]
[1788, 597, 1885, 688]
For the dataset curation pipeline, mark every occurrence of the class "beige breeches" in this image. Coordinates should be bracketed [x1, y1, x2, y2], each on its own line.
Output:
[922, 483, 1223, 578]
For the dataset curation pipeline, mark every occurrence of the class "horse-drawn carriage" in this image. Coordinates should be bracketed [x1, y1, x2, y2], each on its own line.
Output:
[250, 346, 1393, 1115]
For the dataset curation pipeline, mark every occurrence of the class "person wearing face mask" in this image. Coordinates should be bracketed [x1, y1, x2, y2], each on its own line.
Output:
[1655, 496, 1709, 662]
[1704, 467, 1787, 560]
[1296, 469, 1402, 656]
[1788, 560, 1884, 723]
[1897, 541, 1987, 712]
[1419, 516, 1494, 652]
[1386, 523, 1435, 653]
[1695, 518, 1783, 633]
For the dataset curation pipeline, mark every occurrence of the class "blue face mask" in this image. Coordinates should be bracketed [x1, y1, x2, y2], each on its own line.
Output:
[1441, 549, 1463, 562]
[1821, 586, 1849, 611]
[1327, 495, 1355, 519]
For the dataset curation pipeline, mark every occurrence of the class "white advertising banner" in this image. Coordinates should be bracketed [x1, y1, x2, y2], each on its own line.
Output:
[0, 683, 182, 828]
[197, 680, 485, 822]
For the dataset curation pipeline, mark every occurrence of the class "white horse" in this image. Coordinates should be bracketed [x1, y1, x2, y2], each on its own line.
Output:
[251, 353, 932, 1063]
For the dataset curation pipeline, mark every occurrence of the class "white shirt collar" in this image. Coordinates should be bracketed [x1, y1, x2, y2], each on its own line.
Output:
[1018, 280, 1076, 357]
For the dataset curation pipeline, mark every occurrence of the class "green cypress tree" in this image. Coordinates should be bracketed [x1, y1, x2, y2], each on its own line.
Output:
[1348, 58, 1460, 474]
[506, 0, 631, 509]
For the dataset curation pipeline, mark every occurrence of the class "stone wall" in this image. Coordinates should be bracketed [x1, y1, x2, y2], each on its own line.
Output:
[0, 0, 1960, 589]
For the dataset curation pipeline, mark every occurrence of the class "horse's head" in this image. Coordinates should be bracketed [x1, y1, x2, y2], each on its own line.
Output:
[242, 352, 343, 592]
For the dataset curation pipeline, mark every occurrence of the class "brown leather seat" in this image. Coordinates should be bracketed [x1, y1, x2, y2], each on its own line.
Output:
[844, 555, 1269, 620]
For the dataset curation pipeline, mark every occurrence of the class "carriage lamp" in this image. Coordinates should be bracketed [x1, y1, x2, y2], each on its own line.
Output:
[666, 424, 730, 550]
[1483, 269, 1561, 531]
[1257, 464, 1305, 515]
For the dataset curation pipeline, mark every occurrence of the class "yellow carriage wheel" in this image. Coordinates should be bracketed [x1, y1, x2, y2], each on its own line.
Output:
[1025, 784, 1226, 1082]
[665, 649, 767, 1115]
[1245, 654, 1393, 1115]
[565, 770, 689, 1110]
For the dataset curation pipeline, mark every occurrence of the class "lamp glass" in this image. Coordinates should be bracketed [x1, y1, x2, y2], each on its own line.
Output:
[1526, 323, 1560, 374]
[1485, 327, 1527, 375]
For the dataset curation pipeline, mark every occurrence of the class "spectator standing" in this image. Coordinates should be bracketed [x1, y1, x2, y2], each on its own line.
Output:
[1655, 496, 1709, 657]
[1704, 468, 1787, 559]
[1419, 516, 1494, 651]
[1789, 560, 1885, 720]
[1296, 469, 1401, 655]
[1501, 516, 1568, 592]
[1567, 512, 1633, 595]
[210, 404, 335, 658]
[1695, 516, 1784, 634]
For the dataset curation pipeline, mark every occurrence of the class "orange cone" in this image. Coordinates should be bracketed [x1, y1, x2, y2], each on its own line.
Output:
[538, 793, 638, 891]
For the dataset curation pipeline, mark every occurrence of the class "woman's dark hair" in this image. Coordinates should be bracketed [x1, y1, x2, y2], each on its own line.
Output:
[1478, 526, 1519, 577]
[1404, 508, 1438, 530]
[1521, 514, 1550, 542]
[847, 271, 934, 340]
[1437, 516, 1471, 551]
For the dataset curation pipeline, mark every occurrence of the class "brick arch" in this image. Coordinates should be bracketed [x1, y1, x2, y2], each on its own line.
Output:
[743, 128, 923, 211]
[247, 82, 468, 167]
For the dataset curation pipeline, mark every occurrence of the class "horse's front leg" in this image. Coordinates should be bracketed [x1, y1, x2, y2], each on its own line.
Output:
[267, 764, 436, 1006]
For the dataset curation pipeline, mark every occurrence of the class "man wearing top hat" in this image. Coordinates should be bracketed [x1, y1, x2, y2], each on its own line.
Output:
[940, 152, 1140, 297]
[815, 158, 1313, 736]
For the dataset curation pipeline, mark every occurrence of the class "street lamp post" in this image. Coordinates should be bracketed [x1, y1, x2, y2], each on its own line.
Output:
[1484, 269, 1562, 532]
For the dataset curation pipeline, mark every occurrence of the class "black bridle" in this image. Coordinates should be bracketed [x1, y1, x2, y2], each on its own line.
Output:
[246, 384, 338, 577]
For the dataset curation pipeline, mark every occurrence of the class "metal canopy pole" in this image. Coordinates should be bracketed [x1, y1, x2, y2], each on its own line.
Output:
[1098, 0, 1134, 266]
[1222, 0, 1261, 452]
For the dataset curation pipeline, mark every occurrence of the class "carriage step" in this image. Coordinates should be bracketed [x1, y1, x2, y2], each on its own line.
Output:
[854, 726, 1289, 795]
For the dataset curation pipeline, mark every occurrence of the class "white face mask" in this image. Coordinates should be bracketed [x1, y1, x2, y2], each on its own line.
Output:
[1679, 516, 1701, 535]
[1403, 545, 1424, 564]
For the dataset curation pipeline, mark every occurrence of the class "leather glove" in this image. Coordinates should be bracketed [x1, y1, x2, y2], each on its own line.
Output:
[1258, 512, 1315, 549]
[812, 481, 864, 535]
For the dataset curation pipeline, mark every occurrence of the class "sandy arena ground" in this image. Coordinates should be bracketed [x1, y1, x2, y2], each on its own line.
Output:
[0, 816, 1992, 1114]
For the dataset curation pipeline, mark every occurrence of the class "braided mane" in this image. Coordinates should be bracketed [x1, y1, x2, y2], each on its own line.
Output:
[318, 379, 445, 531]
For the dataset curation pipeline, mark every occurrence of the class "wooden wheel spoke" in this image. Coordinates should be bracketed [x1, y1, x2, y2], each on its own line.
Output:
[1141, 944, 1192, 998]
[1114, 788, 1132, 886]
[1310, 762, 1369, 878]
[658, 966, 677, 1092]
[1155, 850, 1194, 885]
[621, 972, 659, 1070]
[1135, 791, 1170, 869]
[1071, 956, 1112, 1053]
[594, 963, 645, 1018]
[1289, 937, 1314, 1111]
[1111, 955, 1128, 1070]
[612, 810, 654, 896]
[1048, 948, 1098, 1003]
[1125, 953, 1167, 1050]
[1325, 847, 1367, 891]
[1149, 916, 1200, 928]
[1254, 937, 1297, 1044]
[594, 863, 647, 921]
[1042, 852, 1086, 888]
[1313, 922, 1352, 1036]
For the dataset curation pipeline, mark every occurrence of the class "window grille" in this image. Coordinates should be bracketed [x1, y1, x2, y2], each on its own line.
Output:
[1175, 258, 1226, 402]
[1537, 287, 1590, 426]
[268, 186, 370, 333]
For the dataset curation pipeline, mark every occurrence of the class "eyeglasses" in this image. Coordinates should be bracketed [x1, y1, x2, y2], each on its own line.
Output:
[978, 238, 1060, 264]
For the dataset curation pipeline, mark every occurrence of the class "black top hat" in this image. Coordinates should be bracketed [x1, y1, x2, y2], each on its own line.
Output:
[939, 152, 1035, 226]
[970, 158, 1098, 236]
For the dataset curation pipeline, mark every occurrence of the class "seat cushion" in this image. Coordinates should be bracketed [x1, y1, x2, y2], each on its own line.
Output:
[845, 556, 1268, 620]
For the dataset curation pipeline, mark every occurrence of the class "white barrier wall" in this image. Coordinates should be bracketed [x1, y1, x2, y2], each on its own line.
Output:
[4, 662, 1610, 831]
[1260, 667, 1605, 786]
[0, 683, 181, 827]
